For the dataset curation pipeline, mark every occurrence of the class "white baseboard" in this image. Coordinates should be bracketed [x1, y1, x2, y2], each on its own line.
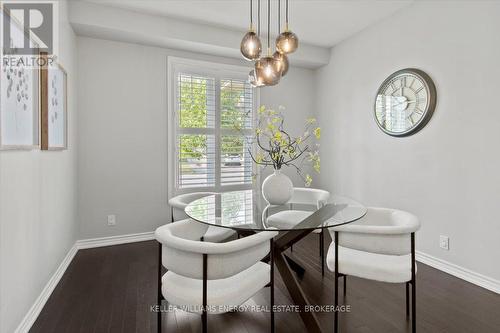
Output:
[416, 251, 500, 294]
[14, 244, 78, 333]
[76, 231, 155, 249]
[14, 232, 156, 333]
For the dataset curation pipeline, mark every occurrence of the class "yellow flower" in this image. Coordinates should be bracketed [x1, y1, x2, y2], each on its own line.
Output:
[258, 105, 266, 114]
[256, 152, 264, 163]
[271, 152, 280, 161]
[296, 136, 302, 144]
[256, 128, 262, 135]
[314, 159, 321, 173]
[306, 117, 316, 124]
[314, 127, 321, 139]
[305, 174, 312, 187]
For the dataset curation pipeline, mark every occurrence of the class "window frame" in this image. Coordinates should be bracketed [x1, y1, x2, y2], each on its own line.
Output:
[167, 57, 259, 199]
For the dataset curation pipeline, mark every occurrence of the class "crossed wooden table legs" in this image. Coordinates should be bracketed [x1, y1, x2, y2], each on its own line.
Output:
[272, 228, 340, 333]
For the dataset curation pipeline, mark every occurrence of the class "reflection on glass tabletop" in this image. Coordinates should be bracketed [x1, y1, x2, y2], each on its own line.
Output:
[184, 190, 367, 231]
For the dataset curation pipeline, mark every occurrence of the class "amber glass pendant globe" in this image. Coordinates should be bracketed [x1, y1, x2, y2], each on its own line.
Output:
[240, 30, 262, 61]
[273, 51, 289, 77]
[255, 56, 281, 86]
[249, 69, 265, 87]
[276, 30, 299, 54]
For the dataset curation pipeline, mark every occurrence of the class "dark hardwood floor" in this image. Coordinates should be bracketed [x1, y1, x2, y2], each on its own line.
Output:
[30, 234, 500, 333]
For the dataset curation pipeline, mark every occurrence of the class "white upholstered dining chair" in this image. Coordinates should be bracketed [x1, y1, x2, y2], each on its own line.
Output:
[155, 219, 278, 333]
[169, 192, 235, 242]
[265, 187, 330, 275]
[327, 207, 420, 333]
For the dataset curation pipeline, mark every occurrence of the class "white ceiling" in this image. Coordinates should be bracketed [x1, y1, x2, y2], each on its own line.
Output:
[83, 0, 413, 48]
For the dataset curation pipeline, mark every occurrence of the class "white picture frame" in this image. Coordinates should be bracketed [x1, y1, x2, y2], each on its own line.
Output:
[40, 55, 67, 151]
[0, 8, 40, 150]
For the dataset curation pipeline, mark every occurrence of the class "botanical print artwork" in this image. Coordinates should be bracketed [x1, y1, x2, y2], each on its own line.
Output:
[0, 12, 39, 149]
[45, 64, 67, 149]
[3, 43, 31, 111]
[41, 64, 67, 150]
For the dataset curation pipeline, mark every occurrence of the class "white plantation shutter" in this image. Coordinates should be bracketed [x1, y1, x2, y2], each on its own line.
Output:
[176, 74, 216, 188]
[220, 78, 253, 186]
[220, 135, 252, 185]
[172, 62, 256, 192]
[177, 134, 216, 188]
[220, 79, 253, 129]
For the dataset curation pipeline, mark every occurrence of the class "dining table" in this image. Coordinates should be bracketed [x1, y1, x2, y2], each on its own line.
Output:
[184, 189, 367, 333]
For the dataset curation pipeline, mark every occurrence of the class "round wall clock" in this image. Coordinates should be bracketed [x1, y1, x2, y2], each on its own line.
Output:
[374, 68, 437, 137]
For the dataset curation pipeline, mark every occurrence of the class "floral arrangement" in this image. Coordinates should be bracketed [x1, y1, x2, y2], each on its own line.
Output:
[239, 105, 321, 186]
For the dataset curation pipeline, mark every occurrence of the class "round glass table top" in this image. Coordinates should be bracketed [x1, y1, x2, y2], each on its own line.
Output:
[185, 190, 367, 232]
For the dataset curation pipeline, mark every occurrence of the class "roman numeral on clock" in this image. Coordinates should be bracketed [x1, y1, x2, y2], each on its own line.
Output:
[407, 115, 414, 125]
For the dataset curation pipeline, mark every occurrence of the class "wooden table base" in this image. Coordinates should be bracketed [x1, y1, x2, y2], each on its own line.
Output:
[273, 229, 327, 333]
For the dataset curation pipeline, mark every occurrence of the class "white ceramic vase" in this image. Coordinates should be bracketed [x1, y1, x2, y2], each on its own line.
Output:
[262, 169, 293, 205]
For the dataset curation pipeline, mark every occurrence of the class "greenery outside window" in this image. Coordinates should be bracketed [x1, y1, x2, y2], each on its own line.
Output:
[169, 58, 257, 193]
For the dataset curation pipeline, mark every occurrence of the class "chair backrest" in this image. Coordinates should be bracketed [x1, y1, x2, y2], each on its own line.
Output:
[289, 188, 330, 209]
[329, 207, 420, 255]
[155, 219, 278, 280]
[169, 192, 217, 221]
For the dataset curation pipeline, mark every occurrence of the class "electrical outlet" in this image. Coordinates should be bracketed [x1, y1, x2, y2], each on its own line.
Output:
[439, 235, 449, 250]
[107, 215, 116, 226]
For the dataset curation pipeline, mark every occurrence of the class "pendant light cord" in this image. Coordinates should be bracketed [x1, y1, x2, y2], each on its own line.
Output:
[250, 0, 253, 26]
[258, 0, 261, 36]
[278, 0, 281, 34]
[267, 0, 270, 51]
[286, 0, 289, 24]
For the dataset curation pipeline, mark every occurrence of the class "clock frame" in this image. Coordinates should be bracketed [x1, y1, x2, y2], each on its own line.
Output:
[374, 68, 437, 137]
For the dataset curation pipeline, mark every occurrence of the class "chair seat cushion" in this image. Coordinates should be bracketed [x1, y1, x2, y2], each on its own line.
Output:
[326, 245, 415, 283]
[203, 226, 236, 242]
[267, 210, 322, 233]
[162, 261, 270, 314]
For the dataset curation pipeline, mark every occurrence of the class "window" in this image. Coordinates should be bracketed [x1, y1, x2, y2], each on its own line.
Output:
[169, 58, 257, 194]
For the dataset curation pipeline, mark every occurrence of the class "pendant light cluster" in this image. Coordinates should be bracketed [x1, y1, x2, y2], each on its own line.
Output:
[241, 0, 299, 87]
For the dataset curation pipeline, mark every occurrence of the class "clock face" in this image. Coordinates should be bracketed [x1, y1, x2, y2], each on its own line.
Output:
[375, 68, 436, 136]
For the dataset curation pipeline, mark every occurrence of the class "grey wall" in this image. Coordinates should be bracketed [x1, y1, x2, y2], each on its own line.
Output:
[0, 1, 79, 332]
[77, 37, 316, 239]
[315, 1, 500, 281]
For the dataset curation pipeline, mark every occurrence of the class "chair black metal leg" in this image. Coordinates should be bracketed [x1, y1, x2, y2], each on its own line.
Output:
[411, 233, 416, 333]
[319, 232, 322, 256]
[202, 253, 208, 333]
[270, 239, 275, 333]
[334, 231, 339, 333]
[343, 275, 347, 295]
[406, 282, 410, 317]
[157, 242, 162, 333]
[320, 230, 325, 276]
[290, 244, 293, 252]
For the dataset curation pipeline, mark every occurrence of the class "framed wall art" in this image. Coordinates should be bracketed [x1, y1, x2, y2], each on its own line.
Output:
[40, 52, 67, 150]
[0, 8, 40, 150]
